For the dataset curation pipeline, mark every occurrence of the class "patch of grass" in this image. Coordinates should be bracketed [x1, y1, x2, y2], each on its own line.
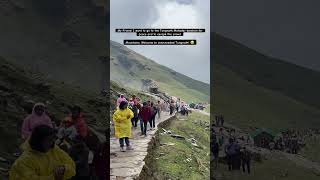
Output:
[213, 64, 320, 131]
[152, 112, 210, 180]
[212, 157, 319, 180]
[301, 135, 320, 163]
[213, 156, 320, 180]
[204, 104, 210, 113]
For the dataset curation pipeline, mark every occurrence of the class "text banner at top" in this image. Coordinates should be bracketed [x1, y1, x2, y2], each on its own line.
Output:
[115, 29, 205, 33]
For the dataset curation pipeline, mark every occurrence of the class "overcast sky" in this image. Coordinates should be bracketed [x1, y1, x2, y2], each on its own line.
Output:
[111, 0, 210, 84]
[213, 0, 320, 71]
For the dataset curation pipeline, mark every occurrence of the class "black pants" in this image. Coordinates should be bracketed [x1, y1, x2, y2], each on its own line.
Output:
[170, 107, 174, 115]
[227, 155, 234, 171]
[149, 116, 156, 128]
[140, 120, 148, 135]
[242, 160, 251, 174]
[119, 137, 130, 147]
[132, 117, 138, 127]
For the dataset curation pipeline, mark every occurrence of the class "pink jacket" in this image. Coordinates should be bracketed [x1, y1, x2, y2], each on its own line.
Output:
[117, 97, 127, 107]
[21, 103, 53, 140]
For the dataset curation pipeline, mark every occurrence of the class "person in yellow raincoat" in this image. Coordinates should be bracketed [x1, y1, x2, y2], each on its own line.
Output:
[9, 125, 76, 180]
[113, 101, 134, 152]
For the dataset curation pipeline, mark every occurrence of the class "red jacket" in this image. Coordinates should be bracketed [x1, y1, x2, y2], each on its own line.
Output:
[139, 106, 152, 122]
[69, 114, 88, 138]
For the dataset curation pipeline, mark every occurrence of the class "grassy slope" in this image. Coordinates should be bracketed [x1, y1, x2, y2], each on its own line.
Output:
[213, 64, 320, 131]
[0, 0, 107, 91]
[213, 33, 320, 179]
[214, 156, 320, 180]
[301, 135, 320, 164]
[152, 112, 210, 179]
[110, 41, 210, 103]
[0, 57, 106, 178]
[213, 33, 320, 131]
[213, 33, 320, 110]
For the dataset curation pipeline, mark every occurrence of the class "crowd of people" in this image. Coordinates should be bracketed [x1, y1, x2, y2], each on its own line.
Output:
[211, 115, 252, 174]
[270, 129, 319, 154]
[112, 94, 190, 152]
[9, 103, 108, 180]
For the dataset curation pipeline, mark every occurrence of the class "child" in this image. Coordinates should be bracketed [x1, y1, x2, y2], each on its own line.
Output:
[57, 117, 78, 143]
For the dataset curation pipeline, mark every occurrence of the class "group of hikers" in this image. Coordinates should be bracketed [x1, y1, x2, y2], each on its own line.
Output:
[211, 122, 252, 174]
[9, 103, 108, 180]
[112, 94, 190, 152]
[270, 129, 319, 153]
[112, 94, 167, 152]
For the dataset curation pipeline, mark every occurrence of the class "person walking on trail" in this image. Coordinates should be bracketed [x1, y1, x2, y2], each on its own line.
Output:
[150, 102, 158, 130]
[21, 102, 53, 140]
[176, 98, 180, 112]
[9, 125, 76, 180]
[156, 100, 162, 119]
[113, 101, 134, 152]
[131, 102, 139, 128]
[225, 138, 240, 171]
[240, 147, 251, 174]
[212, 139, 220, 169]
[139, 102, 152, 136]
[68, 106, 88, 139]
[169, 101, 175, 115]
[116, 94, 127, 107]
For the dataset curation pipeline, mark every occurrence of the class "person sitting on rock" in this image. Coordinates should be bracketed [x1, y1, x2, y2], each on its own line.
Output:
[9, 125, 76, 180]
[21, 103, 53, 140]
[113, 101, 134, 152]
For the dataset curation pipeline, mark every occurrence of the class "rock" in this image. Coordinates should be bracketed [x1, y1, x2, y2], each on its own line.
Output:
[171, 134, 185, 140]
[159, 153, 165, 157]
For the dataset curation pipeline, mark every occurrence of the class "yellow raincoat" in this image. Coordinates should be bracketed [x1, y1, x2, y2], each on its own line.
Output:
[9, 141, 76, 180]
[112, 107, 134, 138]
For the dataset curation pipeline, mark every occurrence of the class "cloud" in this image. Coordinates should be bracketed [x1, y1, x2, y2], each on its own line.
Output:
[111, 0, 210, 83]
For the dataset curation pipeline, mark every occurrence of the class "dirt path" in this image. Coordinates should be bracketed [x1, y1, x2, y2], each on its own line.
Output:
[110, 111, 175, 180]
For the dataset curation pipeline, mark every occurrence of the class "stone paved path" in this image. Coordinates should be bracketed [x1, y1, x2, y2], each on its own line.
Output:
[110, 111, 175, 180]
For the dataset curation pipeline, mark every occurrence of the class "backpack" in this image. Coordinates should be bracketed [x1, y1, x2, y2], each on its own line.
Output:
[131, 105, 138, 118]
[153, 106, 158, 116]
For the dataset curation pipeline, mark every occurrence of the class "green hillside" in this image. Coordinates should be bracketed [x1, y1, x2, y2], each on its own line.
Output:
[110, 41, 210, 103]
[0, 0, 107, 92]
[213, 33, 320, 131]
[213, 33, 320, 110]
